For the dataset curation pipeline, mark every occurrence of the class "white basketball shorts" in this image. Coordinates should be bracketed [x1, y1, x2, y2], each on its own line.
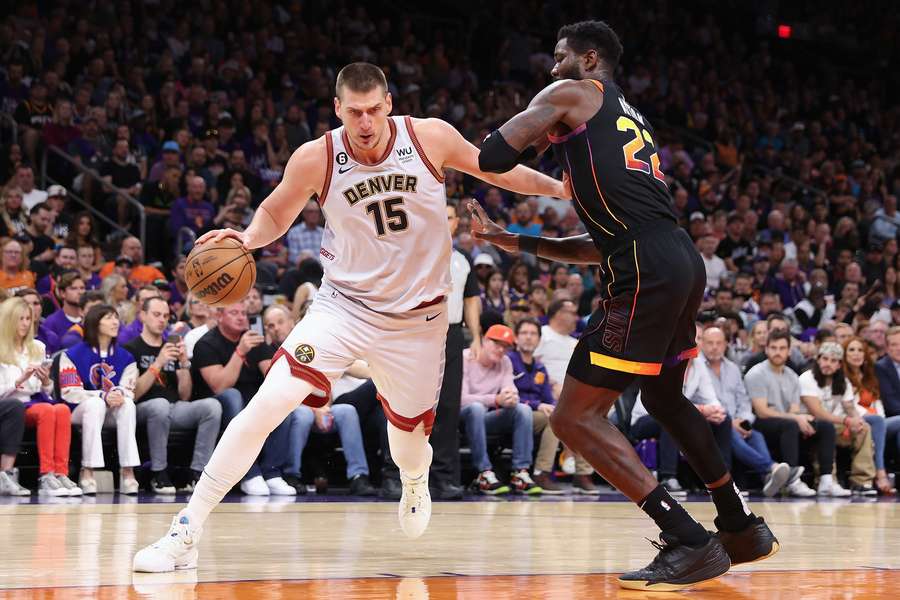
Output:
[272, 283, 448, 435]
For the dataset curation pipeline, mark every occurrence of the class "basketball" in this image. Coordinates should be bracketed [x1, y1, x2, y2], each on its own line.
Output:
[185, 237, 257, 307]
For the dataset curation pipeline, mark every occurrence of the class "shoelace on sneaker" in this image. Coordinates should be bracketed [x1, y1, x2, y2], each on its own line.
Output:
[401, 474, 427, 514]
[642, 536, 681, 574]
[155, 522, 195, 551]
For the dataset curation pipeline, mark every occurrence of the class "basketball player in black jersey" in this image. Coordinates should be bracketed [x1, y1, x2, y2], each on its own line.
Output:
[472, 21, 778, 591]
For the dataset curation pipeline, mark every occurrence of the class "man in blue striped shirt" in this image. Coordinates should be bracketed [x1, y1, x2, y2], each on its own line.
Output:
[701, 327, 791, 497]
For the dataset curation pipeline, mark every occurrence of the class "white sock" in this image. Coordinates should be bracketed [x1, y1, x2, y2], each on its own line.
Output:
[387, 422, 430, 480]
[180, 359, 311, 528]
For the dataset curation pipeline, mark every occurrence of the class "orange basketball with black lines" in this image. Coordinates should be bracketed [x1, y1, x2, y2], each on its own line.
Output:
[185, 237, 256, 307]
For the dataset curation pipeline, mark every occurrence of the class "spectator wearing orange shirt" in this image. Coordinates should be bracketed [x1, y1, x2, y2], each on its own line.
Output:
[98, 236, 164, 287]
[0, 239, 35, 293]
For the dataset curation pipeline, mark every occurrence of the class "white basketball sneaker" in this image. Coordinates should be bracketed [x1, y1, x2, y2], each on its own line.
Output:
[133, 514, 202, 572]
[398, 444, 432, 539]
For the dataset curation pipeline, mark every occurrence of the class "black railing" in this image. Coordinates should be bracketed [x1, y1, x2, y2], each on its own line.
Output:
[40, 145, 146, 248]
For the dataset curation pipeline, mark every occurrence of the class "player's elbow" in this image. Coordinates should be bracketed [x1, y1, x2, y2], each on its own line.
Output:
[478, 130, 520, 174]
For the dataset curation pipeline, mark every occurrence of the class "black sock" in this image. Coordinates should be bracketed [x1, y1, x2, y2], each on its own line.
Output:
[709, 477, 755, 532]
[639, 484, 709, 547]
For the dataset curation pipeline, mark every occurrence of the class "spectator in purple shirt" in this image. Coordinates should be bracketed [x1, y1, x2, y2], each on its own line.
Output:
[169, 176, 215, 245]
[772, 259, 807, 309]
[59, 290, 105, 350]
[507, 317, 564, 494]
[36, 246, 77, 296]
[75, 244, 102, 291]
[117, 286, 164, 346]
[147, 141, 183, 183]
[241, 120, 276, 177]
[42, 273, 85, 341]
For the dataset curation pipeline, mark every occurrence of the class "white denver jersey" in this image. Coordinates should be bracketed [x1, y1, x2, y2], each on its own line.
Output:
[317, 116, 451, 313]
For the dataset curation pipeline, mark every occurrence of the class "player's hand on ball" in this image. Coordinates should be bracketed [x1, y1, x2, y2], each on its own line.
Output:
[467, 200, 519, 253]
[196, 228, 249, 249]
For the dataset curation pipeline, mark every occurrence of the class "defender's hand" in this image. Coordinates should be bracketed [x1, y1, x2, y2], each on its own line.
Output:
[467, 200, 519, 253]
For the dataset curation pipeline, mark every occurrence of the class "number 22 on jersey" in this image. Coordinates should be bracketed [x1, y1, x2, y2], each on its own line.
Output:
[617, 116, 666, 185]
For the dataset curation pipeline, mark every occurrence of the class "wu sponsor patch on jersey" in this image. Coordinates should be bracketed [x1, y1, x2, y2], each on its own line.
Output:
[294, 344, 316, 364]
[396, 145, 415, 163]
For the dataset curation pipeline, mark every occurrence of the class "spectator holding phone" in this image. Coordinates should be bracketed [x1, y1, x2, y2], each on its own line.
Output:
[0, 298, 81, 496]
[124, 297, 222, 494]
[191, 302, 293, 496]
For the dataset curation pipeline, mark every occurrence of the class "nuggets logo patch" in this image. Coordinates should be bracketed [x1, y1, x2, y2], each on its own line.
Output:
[294, 344, 315, 364]
[534, 372, 545, 385]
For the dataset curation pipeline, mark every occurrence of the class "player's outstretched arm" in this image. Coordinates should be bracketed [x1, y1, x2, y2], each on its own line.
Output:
[414, 118, 569, 200]
[478, 80, 581, 174]
[467, 200, 601, 265]
[196, 138, 326, 249]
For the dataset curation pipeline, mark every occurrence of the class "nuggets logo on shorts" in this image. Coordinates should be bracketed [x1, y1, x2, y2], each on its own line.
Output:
[294, 344, 316, 364]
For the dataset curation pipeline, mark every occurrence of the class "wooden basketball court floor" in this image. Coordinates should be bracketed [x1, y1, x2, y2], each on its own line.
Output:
[0, 495, 898, 599]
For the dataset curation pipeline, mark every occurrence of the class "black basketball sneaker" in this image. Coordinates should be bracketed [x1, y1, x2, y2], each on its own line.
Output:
[715, 515, 780, 565]
[617, 533, 731, 591]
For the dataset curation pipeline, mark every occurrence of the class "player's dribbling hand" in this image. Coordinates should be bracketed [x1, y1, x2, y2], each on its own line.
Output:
[196, 228, 249, 249]
[467, 200, 518, 253]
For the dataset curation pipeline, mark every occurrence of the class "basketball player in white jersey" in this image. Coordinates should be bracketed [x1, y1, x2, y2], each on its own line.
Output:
[133, 62, 568, 572]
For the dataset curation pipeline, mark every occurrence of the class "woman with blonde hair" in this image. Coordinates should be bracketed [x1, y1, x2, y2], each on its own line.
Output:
[100, 273, 135, 323]
[843, 336, 898, 495]
[0, 298, 81, 496]
[60, 304, 140, 494]
[1, 186, 29, 236]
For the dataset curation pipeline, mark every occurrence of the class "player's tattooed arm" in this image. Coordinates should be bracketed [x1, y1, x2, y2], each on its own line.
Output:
[496, 80, 581, 151]
[467, 200, 602, 265]
[416, 118, 569, 199]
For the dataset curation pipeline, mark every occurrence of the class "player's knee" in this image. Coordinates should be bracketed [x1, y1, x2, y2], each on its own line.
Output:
[549, 405, 576, 442]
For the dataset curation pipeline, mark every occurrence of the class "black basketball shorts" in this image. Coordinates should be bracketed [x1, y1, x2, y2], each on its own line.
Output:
[567, 222, 706, 390]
